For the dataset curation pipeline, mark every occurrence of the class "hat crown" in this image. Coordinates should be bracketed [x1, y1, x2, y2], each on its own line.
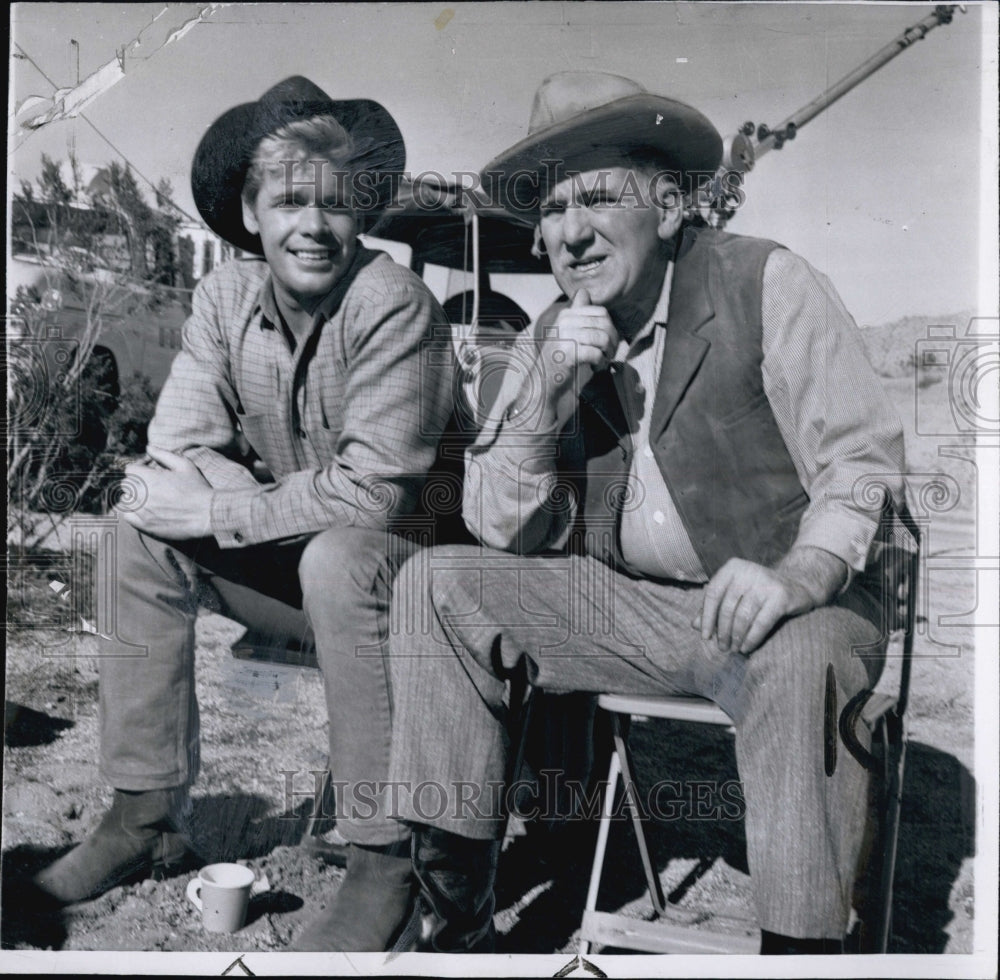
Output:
[527, 72, 647, 134]
[483, 72, 721, 217]
[252, 76, 344, 143]
[259, 75, 331, 106]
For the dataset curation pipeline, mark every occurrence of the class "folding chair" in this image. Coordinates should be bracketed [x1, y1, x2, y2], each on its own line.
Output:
[838, 505, 920, 953]
[577, 508, 920, 955]
[577, 694, 756, 954]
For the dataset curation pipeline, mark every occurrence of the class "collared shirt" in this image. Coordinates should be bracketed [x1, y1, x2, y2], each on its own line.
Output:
[147, 245, 454, 548]
[612, 263, 709, 581]
[464, 246, 906, 578]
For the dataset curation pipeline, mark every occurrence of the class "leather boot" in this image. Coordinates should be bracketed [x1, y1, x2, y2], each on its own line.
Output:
[33, 788, 191, 904]
[412, 825, 500, 953]
[291, 840, 415, 952]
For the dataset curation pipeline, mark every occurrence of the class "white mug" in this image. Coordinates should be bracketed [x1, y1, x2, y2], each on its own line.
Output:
[186, 863, 266, 933]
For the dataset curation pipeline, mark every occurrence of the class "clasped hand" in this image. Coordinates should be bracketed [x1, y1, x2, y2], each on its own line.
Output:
[119, 446, 214, 540]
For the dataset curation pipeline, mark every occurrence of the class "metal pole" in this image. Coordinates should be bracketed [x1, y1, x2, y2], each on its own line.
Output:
[753, 4, 965, 162]
[709, 4, 966, 225]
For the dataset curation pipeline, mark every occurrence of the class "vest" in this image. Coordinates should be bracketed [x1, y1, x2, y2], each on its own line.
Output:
[561, 226, 809, 578]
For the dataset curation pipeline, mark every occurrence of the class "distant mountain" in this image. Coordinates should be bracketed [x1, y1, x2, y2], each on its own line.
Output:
[858, 310, 979, 378]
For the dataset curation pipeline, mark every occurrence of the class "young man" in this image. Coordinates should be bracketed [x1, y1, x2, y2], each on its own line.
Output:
[32, 77, 454, 951]
[315, 72, 912, 954]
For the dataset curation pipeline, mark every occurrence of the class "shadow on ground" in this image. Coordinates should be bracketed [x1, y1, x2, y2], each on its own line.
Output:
[0, 853, 70, 951]
[3, 701, 75, 748]
[1, 727, 974, 954]
[0, 791, 318, 951]
[188, 792, 315, 862]
[891, 740, 976, 952]
[496, 719, 975, 955]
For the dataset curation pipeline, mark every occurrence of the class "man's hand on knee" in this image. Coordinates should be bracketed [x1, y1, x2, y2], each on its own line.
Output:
[120, 447, 214, 540]
[692, 548, 848, 655]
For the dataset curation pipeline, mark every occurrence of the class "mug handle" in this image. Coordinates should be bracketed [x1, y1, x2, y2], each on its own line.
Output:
[186, 877, 203, 911]
[249, 871, 271, 898]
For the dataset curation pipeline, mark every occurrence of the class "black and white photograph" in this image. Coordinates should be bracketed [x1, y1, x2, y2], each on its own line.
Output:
[5, 3, 998, 976]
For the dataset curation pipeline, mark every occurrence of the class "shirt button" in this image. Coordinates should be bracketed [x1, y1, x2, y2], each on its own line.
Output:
[297, 427, 307, 439]
[635, 382, 645, 395]
[643, 445, 654, 458]
[674, 569, 687, 581]
[653, 510, 665, 525]
[233, 531, 244, 543]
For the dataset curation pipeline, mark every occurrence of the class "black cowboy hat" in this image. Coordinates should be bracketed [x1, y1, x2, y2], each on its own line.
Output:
[191, 75, 405, 254]
[482, 72, 722, 217]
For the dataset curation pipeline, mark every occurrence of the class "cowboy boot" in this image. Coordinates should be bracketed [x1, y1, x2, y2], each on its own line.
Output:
[32, 788, 191, 904]
[412, 825, 501, 953]
[291, 839, 415, 951]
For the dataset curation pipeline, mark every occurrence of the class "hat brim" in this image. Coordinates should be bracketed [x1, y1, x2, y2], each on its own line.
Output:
[481, 94, 722, 218]
[192, 95, 405, 254]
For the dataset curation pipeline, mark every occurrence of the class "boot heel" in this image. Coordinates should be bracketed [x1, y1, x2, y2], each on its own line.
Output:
[150, 832, 193, 879]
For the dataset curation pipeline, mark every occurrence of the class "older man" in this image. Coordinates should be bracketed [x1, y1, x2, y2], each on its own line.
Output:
[316, 71, 909, 954]
[31, 76, 455, 952]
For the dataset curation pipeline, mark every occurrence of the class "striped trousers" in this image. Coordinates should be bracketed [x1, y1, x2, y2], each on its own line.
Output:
[386, 544, 886, 939]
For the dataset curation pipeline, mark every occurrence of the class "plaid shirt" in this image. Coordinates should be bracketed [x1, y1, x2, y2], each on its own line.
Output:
[147, 246, 454, 548]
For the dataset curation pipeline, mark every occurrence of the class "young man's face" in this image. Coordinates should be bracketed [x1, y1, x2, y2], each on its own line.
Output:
[538, 166, 681, 322]
[242, 159, 359, 313]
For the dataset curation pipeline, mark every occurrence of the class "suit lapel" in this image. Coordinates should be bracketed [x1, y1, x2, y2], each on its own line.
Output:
[650, 228, 715, 441]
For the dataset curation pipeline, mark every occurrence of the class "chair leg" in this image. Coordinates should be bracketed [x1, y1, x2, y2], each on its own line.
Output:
[612, 713, 668, 916]
[874, 713, 906, 953]
[579, 743, 622, 956]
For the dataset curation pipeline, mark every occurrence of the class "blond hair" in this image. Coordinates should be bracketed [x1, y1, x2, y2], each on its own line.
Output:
[242, 114, 356, 204]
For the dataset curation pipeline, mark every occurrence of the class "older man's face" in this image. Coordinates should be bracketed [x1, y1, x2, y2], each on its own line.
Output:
[539, 166, 676, 321]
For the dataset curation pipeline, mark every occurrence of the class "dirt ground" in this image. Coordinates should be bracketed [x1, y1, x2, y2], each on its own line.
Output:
[0, 359, 983, 967]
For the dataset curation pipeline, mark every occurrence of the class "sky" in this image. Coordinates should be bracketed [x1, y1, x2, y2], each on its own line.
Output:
[8, 1, 998, 326]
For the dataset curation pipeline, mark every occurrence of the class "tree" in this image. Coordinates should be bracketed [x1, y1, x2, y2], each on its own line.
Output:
[89, 161, 153, 278]
[8, 153, 180, 549]
[151, 177, 182, 285]
[176, 234, 196, 290]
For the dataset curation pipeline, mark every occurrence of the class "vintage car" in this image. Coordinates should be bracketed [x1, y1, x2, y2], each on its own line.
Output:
[8, 254, 191, 408]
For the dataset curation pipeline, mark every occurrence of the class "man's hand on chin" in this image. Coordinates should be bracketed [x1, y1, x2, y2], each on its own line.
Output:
[692, 546, 848, 655]
[119, 446, 214, 540]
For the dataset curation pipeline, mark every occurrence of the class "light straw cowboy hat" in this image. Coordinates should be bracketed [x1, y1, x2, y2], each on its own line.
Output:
[482, 71, 722, 216]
